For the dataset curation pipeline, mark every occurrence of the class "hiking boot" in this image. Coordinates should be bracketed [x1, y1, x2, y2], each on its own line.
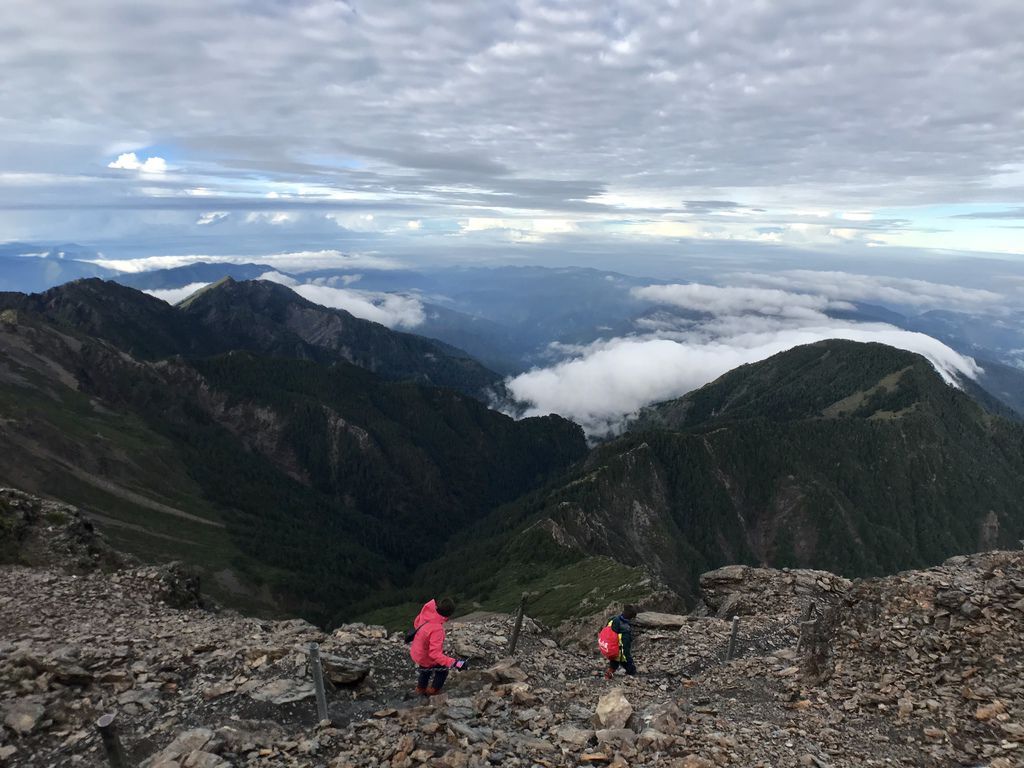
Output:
[424, 687, 440, 696]
[604, 667, 615, 680]
[415, 686, 428, 696]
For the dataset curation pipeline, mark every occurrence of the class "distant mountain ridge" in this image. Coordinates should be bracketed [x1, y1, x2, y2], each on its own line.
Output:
[5, 277, 501, 397]
[0, 281, 585, 621]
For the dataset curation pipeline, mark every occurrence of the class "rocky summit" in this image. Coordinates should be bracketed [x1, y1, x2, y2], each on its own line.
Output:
[2, 493, 1023, 767]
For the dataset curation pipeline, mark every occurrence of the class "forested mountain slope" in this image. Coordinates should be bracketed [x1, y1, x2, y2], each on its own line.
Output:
[407, 341, 1024, 613]
[0, 291, 585, 622]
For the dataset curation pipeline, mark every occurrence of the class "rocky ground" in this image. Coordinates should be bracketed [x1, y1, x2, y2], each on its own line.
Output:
[2, 488, 1023, 767]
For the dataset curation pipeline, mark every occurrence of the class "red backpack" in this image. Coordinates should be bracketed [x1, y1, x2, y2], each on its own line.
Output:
[598, 621, 620, 660]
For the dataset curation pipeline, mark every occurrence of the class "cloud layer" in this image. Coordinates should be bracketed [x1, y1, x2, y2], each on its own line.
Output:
[2, 1, 1024, 258]
[258, 271, 425, 329]
[507, 275, 986, 435]
[507, 326, 981, 436]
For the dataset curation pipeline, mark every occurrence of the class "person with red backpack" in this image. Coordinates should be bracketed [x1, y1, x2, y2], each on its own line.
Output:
[407, 597, 467, 695]
[599, 604, 638, 678]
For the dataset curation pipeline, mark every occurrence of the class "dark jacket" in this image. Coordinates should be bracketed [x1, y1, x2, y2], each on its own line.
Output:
[610, 614, 634, 661]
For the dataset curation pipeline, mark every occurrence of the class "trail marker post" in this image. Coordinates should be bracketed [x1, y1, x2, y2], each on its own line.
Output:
[308, 642, 329, 723]
[95, 712, 131, 768]
[726, 616, 740, 660]
[509, 592, 529, 655]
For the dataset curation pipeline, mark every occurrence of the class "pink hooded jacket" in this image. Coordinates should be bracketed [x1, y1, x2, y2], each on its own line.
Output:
[410, 599, 455, 668]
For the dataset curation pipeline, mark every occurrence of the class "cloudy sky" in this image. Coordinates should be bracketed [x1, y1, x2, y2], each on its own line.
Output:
[2, 0, 1023, 271]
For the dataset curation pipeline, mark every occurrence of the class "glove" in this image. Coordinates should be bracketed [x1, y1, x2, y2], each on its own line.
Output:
[452, 659, 468, 671]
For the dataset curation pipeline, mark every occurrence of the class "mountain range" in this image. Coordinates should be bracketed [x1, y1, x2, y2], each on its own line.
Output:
[3, 277, 1024, 629]
[0, 279, 584, 622]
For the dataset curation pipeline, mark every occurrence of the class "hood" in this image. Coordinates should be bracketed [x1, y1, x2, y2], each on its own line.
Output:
[414, 599, 448, 628]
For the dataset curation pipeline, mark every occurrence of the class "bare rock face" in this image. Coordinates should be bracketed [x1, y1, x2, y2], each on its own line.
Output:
[699, 564, 851, 618]
[0, 487, 128, 572]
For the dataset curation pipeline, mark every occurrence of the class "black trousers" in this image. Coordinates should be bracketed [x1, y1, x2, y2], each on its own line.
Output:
[609, 657, 637, 675]
[417, 665, 449, 690]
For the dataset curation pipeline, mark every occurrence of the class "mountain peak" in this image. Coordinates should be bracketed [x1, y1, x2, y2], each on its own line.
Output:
[634, 339, 958, 430]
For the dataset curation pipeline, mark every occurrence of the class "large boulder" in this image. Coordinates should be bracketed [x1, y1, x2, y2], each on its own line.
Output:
[3, 699, 45, 735]
[595, 688, 633, 729]
[634, 611, 688, 629]
[319, 653, 370, 686]
[699, 565, 850, 618]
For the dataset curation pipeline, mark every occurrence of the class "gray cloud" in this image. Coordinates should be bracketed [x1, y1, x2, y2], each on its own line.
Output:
[952, 208, 1024, 220]
[2, 0, 1024, 265]
[4, 2, 1024, 203]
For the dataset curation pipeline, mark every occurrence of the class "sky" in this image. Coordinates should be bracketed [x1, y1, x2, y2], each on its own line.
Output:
[1, 0, 1023, 271]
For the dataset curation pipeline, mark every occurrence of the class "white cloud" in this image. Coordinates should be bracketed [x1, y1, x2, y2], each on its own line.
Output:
[258, 270, 424, 328]
[633, 283, 854, 319]
[143, 282, 210, 304]
[108, 152, 168, 174]
[735, 270, 1003, 309]
[245, 211, 294, 225]
[196, 211, 229, 226]
[256, 270, 297, 286]
[506, 325, 981, 436]
[89, 250, 405, 274]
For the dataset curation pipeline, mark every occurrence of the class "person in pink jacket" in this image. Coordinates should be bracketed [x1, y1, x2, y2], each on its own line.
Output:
[408, 597, 466, 695]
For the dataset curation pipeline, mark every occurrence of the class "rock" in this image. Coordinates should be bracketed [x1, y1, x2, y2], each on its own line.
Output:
[638, 728, 675, 750]
[481, 659, 527, 683]
[634, 611, 688, 629]
[975, 700, 1006, 720]
[3, 699, 45, 735]
[595, 688, 632, 729]
[319, 653, 370, 686]
[675, 756, 715, 768]
[596, 728, 637, 749]
[183, 751, 230, 768]
[203, 682, 236, 700]
[0, 745, 18, 762]
[556, 725, 594, 747]
[151, 562, 204, 609]
[147, 728, 217, 765]
[249, 678, 315, 704]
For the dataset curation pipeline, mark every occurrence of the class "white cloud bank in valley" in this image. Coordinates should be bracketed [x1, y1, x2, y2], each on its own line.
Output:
[507, 279, 985, 436]
[257, 272, 425, 329]
[143, 272, 425, 330]
[507, 326, 981, 436]
[143, 282, 210, 304]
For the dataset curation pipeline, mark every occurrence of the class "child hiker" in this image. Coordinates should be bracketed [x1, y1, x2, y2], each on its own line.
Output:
[408, 597, 467, 695]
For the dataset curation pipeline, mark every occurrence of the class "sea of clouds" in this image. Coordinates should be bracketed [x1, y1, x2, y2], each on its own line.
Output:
[505, 279, 985, 436]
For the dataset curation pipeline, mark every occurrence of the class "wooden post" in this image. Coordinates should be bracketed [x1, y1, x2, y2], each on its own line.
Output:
[308, 642, 329, 723]
[726, 616, 740, 660]
[508, 592, 528, 655]
[95, 713, 131, 768]
[797, 600, 819, 653]
[797, 619, 818, 653]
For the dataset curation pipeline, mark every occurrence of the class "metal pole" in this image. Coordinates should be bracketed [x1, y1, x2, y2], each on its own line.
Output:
[508, 592, 528, 655]
[308, 642, 329, 723]
[95, 713, 131, 768]
[726, 616, 740, 660]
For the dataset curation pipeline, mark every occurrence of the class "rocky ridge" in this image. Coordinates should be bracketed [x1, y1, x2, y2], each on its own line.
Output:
[2, 492, 1023, 767]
